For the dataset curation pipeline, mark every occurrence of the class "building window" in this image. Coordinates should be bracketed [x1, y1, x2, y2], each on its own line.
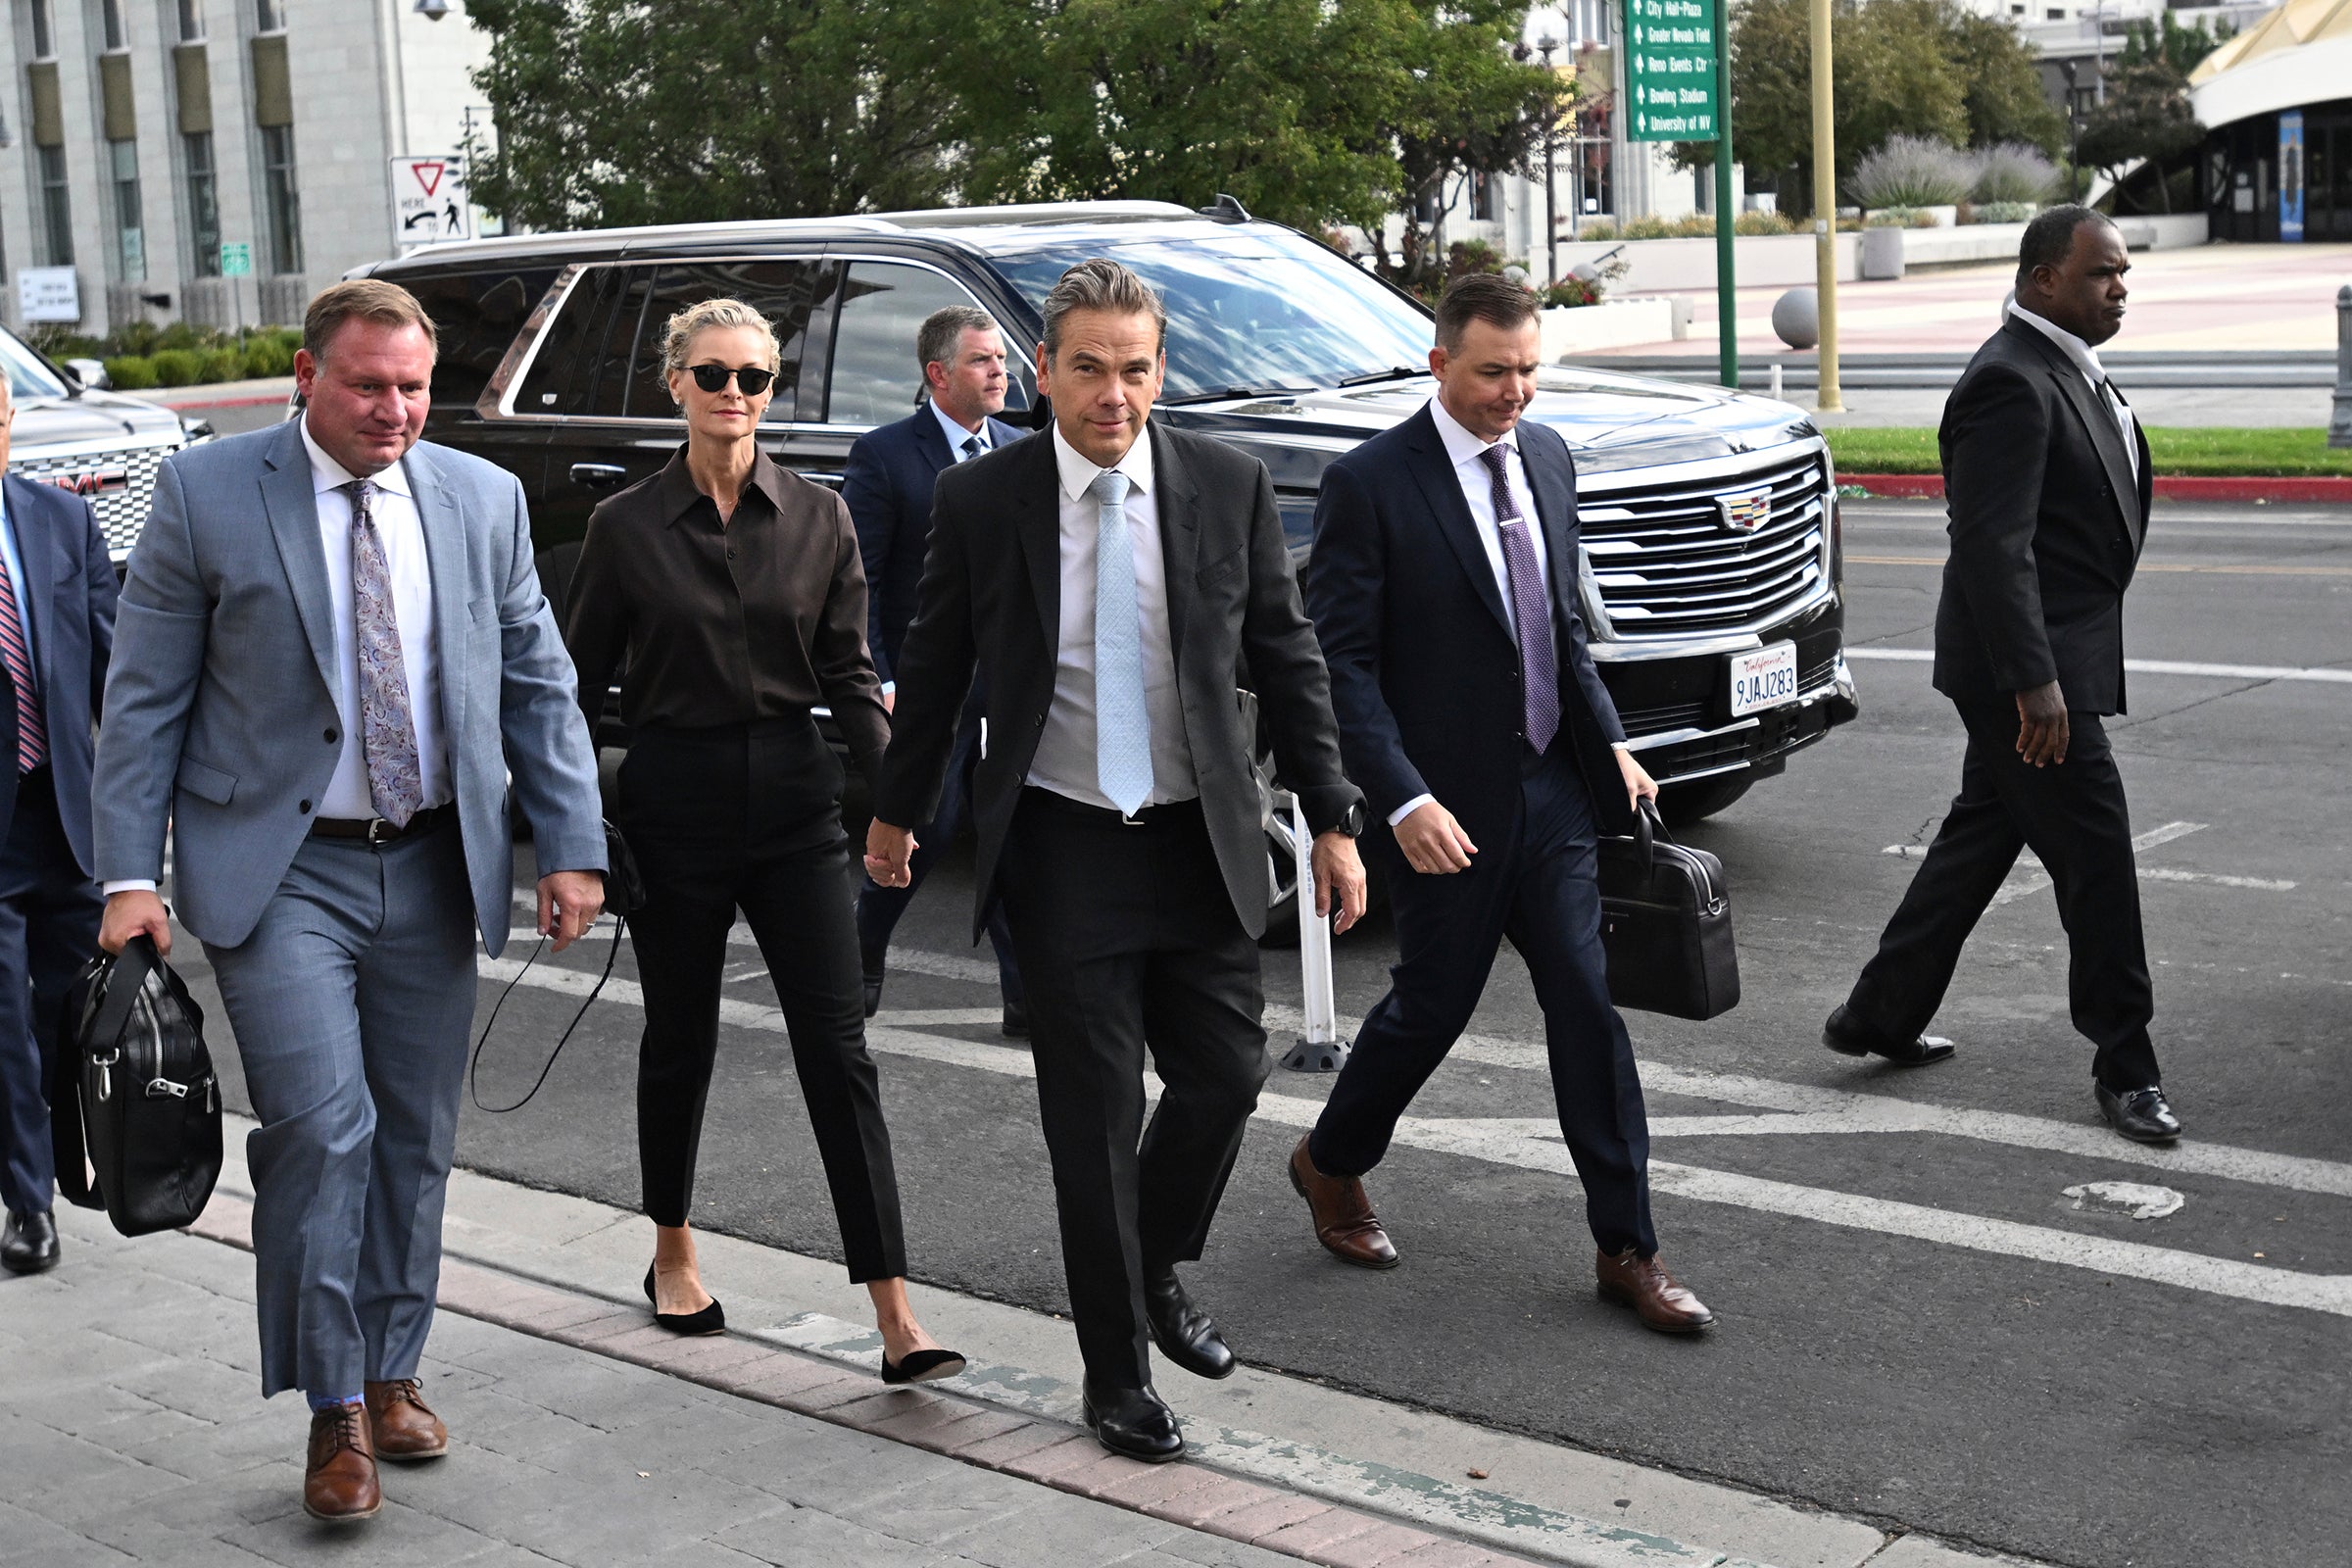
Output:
[101, 0, 129, 50]
[253, 0, 285, 32]
[261, 123, 302, 273]
[112, 139, 145, 279]
[1469, 170, 1500, 222]
[29, 0, 54, 58]
[178, 0, 205, 41]
[37, 145, 73, 266]
[185, 131, 220, 275]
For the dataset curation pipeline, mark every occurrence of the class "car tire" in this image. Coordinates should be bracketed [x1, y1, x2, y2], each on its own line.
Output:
[1656, 775, 1752, 827]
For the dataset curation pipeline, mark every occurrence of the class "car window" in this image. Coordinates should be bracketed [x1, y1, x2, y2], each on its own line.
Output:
[985, 229, 1432, 401]
[823, 261, 1006, 427]
[617, 259, 837, 421]
[0, 328, 72, 401]
[405, 267, 560, 413]
[513, 266, 618, 416]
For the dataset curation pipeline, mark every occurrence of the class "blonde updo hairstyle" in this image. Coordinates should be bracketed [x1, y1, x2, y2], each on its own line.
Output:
[661, 297, 783, 408]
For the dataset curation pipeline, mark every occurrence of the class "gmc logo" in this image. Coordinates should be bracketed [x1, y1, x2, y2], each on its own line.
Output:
[41, 466, 130, 498]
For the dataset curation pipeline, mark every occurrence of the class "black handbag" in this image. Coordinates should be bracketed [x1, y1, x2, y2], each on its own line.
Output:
[1596, 798, 1740, 1020]
[52, 935, 223, 1236]
[469, 818, 640, 1113]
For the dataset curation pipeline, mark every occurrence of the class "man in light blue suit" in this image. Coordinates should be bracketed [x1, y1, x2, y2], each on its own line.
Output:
[92, 280, 607, 1524]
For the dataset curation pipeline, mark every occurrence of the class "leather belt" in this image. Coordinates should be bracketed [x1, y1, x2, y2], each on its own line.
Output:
[1021, 787, 1201, 828]
[311, 802, 457, 846]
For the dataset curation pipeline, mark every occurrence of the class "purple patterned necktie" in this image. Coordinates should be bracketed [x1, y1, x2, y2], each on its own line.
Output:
[342, 480, 424, 827]
[0, 543, 43, 773]
[1477, 444, 1560, 756]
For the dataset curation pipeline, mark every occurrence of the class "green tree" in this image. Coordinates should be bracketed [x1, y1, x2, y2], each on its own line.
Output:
[2116, 12, 2234, 74]
[2076, 57, 2202, 211]
[464, 0, 956, 230]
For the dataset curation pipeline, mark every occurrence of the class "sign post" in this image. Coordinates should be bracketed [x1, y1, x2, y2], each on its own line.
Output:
[1628, 0, 1737, 387]
[220, 241, 252, 331]
[390, 155, 472, 251]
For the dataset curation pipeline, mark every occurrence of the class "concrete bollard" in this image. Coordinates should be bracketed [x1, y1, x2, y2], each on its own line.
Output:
[1771, 288, 1819, 350]
[2332, 285, 2352, 450]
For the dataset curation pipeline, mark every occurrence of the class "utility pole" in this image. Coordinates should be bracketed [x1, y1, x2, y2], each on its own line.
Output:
[1540, 35, 1561, 283]
[1713, 0, 1737, 390]
[1809, 0, 1841, 412]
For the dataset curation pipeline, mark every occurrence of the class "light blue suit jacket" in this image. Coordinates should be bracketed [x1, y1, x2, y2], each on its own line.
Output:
[92, 420, 605, 955]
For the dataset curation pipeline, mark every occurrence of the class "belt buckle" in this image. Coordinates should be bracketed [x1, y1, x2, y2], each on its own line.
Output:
[1119, 807, 1148, 827]
[366, 818, 397, 846]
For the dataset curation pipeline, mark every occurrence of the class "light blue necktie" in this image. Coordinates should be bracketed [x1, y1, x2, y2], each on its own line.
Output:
[1089, 469, 1152, 815]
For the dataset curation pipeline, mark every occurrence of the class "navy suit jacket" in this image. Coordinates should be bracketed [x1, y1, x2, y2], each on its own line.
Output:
[841, 407, 1026, 685]
[0, 474, 117, 877]
[1303, 404, 1631, 849]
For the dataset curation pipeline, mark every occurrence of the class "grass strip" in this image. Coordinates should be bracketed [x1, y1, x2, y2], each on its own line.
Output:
[1824, 427, 2352, 478]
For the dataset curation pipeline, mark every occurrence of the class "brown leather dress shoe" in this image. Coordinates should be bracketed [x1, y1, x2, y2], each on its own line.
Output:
[366, 1378, 448, 1461]
[304, 1401, 382, 1522]
[1595, 1248, 1715, 1334]
[1288, 1136, 1398, 1270]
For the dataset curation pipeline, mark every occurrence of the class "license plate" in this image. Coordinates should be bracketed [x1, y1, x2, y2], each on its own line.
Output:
[1729, 642, 1800, 717]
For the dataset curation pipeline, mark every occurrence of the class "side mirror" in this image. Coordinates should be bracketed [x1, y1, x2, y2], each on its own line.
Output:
[63, 358, 111, 392]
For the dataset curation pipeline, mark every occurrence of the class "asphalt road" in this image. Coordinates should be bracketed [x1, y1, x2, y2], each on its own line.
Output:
[186, 498, 2349, 1568]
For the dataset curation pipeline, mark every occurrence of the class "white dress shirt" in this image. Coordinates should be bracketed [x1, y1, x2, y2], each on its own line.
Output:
[1026, 423, 1199, 811]
[302, 420, 453, 819]
[2007, 303, 2139, 480]
[930, 400, 993, 461]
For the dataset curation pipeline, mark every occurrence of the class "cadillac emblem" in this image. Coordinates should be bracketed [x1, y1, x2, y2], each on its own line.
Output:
[1716, 488, 1772, 532]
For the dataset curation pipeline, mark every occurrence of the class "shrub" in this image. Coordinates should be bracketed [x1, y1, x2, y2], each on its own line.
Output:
[155, 321, 214, 354]
[242, 334, 295, 377]
[103, 356, 159, 390]
[1446, 238, 1509, 278]
[1541, 277, 1604, 308]
[1972, 200, 2042, 223]
[1971, 142, 2062, 205]
[1734, 210, 1797, 235]
[1846, 134, 1975, 210]
[197, 348, 247, 383]
[149, 349, 205, 387]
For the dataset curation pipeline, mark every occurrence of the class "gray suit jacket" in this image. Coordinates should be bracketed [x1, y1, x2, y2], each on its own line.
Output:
[93, 420, 606, 955]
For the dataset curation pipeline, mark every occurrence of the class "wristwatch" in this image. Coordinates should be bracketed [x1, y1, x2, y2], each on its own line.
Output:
[1331, 801, 1368, 839]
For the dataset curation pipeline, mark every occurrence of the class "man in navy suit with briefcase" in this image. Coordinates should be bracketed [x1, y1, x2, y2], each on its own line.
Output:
[0, 373, 120, 1276]
[1288, 274, 1713, 1334]
[845, 305, 1027, 1031]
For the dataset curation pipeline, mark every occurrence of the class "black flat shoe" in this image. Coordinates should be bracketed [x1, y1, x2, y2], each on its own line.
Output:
[2096, 1083, 2182, 1144]
[1002, 1000, 1029, 1040]
[1081, 1379, 1183, 1462]
[880, 1348, 968, 1385]
[1143, 1267, 1235, 1380]
[643, 1265, 726, 1336]
[1823, 1005, 1954, 1068]
[0, 1210, 59, 1276]
[862, 972, 885, 1020]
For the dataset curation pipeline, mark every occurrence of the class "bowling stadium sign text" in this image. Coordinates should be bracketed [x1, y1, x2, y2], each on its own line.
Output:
[1627, 0, 1721, 143]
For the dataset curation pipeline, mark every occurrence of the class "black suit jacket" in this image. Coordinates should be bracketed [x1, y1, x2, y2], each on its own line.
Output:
[842, 407, 1027, 685]
[0, 475, 117, 875]
[877, 421, 1362, 940]
[1304, 405, 1632, 849]
[1934, 315, 2152, 716]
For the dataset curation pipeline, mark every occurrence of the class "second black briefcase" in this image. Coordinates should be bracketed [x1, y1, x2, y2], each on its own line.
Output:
[1596, 799, 1740, 1021]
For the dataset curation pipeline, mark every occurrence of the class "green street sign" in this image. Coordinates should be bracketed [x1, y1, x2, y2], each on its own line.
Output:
[220, 241, 253, 277]
[1627, 0, 1721, 143]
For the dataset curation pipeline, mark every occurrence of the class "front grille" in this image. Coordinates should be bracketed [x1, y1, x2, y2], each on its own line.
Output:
[1579, 447, 1831, 637]
[9, 441, 183, 561]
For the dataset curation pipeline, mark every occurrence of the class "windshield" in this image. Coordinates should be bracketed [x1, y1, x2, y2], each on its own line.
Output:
[988, 228, 1433, 401]
[0, 329, 71, 401]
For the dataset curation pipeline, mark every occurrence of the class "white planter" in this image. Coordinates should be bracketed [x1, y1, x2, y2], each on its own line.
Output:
[1540, 299, 1678, 359]
[1924, 205, 1960, 227]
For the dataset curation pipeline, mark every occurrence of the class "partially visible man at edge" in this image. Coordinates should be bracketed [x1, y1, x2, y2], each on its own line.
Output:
[91, 280, 609, 1523]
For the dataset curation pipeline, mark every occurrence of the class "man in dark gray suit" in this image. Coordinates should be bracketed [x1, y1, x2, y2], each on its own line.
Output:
[865, 260, 1367, 1462]
[0, 373, 118, 1277]
[1828, 206, 2177, 1146]
[94, 281, 608, 1522]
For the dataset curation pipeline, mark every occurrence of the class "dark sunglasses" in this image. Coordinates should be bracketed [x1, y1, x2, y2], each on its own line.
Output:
[688, 363, 776, 395]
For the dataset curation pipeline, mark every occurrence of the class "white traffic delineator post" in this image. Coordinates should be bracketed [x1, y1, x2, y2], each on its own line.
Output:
[1278, 792, 1350, 1072]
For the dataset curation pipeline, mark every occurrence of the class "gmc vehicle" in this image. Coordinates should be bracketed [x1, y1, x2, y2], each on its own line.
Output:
[0, 326, 211, 568]
[348, 201, 1857, 916]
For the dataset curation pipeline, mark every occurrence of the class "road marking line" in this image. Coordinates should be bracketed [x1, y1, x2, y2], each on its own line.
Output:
[1846, 646, 2352, 685]
[1847, 554, 2352, 577]
[1988, 821, 2203, 906]
[1883, 825, 2293, 895]
[476, 957, 2352, 1316]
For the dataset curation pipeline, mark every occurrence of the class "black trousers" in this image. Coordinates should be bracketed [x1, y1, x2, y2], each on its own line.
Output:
[997, 790, 1268, 1391]
[1846, 699, 2158, 1090]
[1308, 745, 1657, 1257]
[856, 697, 1022, 1004]
[619, 720, 906, 1282]
[0, 767, 100, 1218]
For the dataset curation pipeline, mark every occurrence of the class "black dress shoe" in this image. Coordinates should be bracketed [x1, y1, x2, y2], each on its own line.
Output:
[0, 1210, 59, 1275]
[1823, 1005, 1955, 1068]
[2096, 1083, 2181, 1144]
[1081, 1379, 1184, 1462]
[643, 1265, 726, 1335]
[1143, 1267, 1235, 1380]
[1002, 1000, 1029, 1040]
[862, 972, 885, 1020]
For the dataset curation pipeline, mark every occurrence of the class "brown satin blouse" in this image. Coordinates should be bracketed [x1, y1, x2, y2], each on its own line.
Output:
[563, 445, 890, 785]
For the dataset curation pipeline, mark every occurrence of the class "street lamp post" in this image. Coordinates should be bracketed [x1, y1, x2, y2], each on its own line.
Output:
[1809, 0, 1841, 412]
[1540, 36, 1561, 283]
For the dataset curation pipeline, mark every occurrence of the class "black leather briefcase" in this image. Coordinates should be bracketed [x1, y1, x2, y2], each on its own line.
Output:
[52, 935, 222, 1236]
[1596, 799, 1740, 1020]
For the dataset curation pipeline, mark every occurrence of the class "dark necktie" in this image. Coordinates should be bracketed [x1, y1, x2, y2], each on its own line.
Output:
[0, 541, 43, 773]
[342, 480, 425, 826]
[959, 434, 983, 461]
[2094, 375, 2137, 478]
[1477, 444, 1560, 756]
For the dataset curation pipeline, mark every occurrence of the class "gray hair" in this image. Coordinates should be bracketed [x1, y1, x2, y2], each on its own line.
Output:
[917, 306, 1000, 376]
[660, 296, 782, 378]
[1039, 259, 1166, 360]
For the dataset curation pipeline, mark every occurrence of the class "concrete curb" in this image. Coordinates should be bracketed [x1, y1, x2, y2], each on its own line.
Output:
[146, 375, 296, 411]
[1841, 471, 2352, 504]
[178, 1194, 1547, 1568]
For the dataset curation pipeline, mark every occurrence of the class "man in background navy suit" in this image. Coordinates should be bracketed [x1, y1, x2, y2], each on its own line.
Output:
[0, 372, 119, 1276]
[845, 305, 1027, 1032]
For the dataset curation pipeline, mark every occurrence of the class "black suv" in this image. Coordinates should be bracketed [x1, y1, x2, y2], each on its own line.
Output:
[351, 201, 1856, 904]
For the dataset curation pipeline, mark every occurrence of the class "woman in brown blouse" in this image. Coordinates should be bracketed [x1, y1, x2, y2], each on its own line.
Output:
[565, 298, 961, 1382]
